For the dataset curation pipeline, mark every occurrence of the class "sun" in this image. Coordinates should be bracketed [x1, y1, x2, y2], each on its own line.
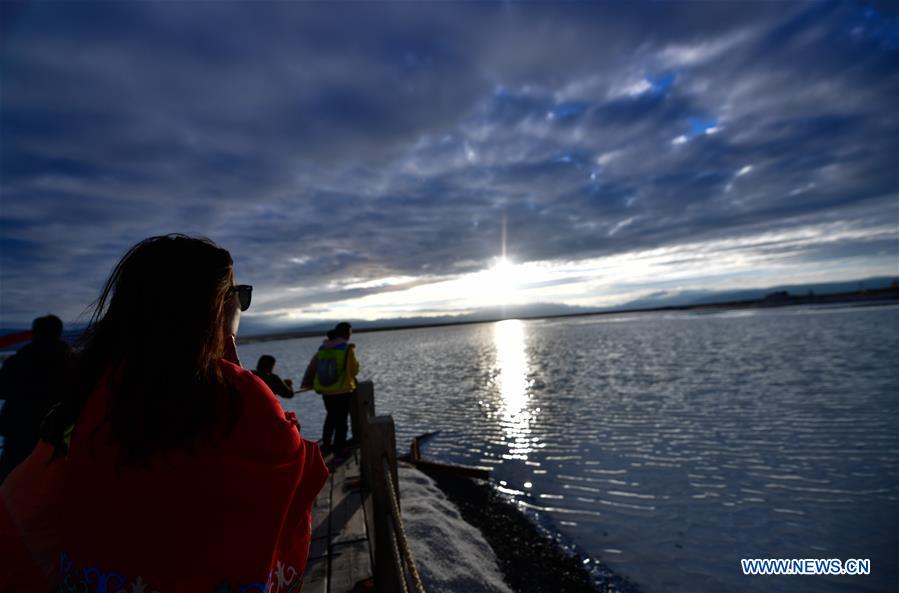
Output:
[490, 257, 516, 284]
[482, 257, 524, 306]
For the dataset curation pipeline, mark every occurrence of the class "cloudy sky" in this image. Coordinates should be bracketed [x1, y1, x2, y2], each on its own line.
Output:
[1, 1, 897, 332]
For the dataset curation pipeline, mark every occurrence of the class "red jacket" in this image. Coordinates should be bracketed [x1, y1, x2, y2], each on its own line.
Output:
[0, 359, 328, 592]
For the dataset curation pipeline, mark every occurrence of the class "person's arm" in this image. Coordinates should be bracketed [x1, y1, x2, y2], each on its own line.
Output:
[271, 374, 294, 399]
[300, 354, 318, 390]
[348, 346, 360, 378]
[0, 355, 20, 401]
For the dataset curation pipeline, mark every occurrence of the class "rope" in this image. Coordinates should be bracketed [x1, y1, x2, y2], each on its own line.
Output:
[389, 520, 410, 593]
[382, 455, 427, 593]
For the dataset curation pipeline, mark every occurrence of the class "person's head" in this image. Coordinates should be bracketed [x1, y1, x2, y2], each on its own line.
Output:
[333, 322, 352, 340]
[32, 314, 63, 343]
[256, 355, 276, 374]
[92, 234, 237, 359]
[46, 234, 246, 461]
[326, 330, 336, 341]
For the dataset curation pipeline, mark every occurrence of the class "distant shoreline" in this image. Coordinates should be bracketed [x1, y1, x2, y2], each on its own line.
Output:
[237, 286, 899, 345]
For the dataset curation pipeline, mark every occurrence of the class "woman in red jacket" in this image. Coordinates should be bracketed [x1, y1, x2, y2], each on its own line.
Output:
[0, 234, 328, 592]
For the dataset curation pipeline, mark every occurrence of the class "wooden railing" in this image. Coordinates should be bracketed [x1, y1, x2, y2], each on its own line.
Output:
[351, 381, 425, 593]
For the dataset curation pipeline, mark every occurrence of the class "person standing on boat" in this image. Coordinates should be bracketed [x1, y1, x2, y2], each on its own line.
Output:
[0, 314, 71, 483]
[252, 354, 295, 399]
[301, 322, 359, 456]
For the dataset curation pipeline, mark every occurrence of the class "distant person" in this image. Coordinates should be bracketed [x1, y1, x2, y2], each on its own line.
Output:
[0, 314, 71, 483]
[252, 354, 295, 399]
[0, 234, 327, 591]
[301, 322, 359, 456]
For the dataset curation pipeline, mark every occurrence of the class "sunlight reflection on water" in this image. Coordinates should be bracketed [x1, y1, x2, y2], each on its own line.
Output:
[493, 319, 537, 460]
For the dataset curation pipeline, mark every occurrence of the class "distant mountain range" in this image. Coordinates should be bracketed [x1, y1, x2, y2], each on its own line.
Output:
[239, 302, 598, 337]
[2, 276, 896, 343]
[613, 276, 898, 310]
[238, 275, 897, 339]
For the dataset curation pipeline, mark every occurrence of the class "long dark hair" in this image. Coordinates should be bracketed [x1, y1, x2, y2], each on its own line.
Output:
[44, 234, 238, 462]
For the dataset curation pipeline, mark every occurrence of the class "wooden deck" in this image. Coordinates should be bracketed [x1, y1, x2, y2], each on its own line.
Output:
[304, 383, 434, 593]
[303, 450, 374, 593]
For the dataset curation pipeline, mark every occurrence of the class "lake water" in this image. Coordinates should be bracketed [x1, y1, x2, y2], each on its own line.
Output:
[240, 304, 899, 593]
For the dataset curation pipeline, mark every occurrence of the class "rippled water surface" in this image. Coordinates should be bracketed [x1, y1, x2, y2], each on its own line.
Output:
[241, 304, 899, 593]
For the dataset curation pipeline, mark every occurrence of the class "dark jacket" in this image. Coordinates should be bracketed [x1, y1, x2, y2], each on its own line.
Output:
[0, 339, 71, 481]
[251, 370, 294, 399]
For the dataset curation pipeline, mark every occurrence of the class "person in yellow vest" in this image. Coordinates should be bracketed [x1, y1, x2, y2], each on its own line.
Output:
[300, 322, 359, 456]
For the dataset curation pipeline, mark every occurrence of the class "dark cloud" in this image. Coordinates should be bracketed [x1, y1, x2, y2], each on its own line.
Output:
[1, 1, 896, 326]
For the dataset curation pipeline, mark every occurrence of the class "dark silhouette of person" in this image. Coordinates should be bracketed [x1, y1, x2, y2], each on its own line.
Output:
[0, 314, 71, 483]
[301, 322, 359, 456]
[252, 354, 294, 399]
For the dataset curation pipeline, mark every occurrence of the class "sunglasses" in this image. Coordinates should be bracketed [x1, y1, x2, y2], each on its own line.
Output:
[228, 284, 253, 311]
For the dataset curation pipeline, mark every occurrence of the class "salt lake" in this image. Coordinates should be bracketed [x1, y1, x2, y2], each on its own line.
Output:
[241, 303, 899, 593]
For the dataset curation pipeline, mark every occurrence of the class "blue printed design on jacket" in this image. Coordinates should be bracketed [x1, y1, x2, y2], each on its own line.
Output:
[316, 358, 339, 386]
[57, 552, 302, 593]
